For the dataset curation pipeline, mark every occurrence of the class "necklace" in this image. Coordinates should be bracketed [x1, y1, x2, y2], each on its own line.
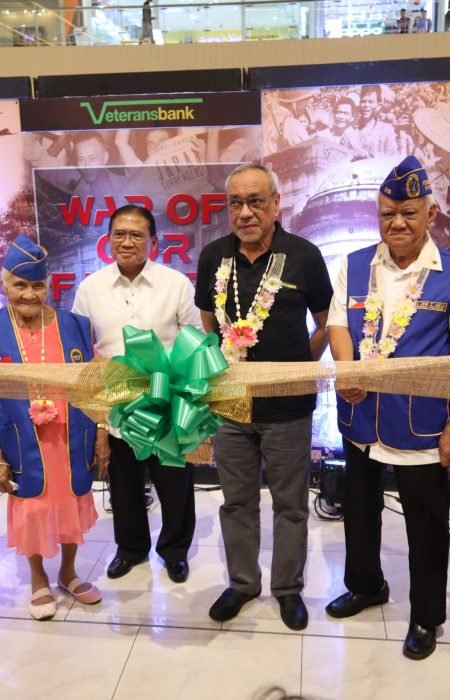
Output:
[359, 262, 429, 360]
[214, 252, 286, 363]
[10, 307, 58, 425]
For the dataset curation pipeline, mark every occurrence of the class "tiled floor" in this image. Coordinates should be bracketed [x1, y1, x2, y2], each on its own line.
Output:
[0, 484, 449, 700]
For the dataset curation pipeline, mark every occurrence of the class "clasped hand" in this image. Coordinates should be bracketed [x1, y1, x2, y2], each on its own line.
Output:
[336, 386, 368, 405]
[439, 423, 450, 470]
[0, 461, 15, 493]
[94, 429, 111, 479]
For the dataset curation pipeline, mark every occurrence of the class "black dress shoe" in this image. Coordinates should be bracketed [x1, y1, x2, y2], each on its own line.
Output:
[209, 587, 261, 621]
[325, 580, 390, 618]
[107, 556, 147, 579]
[166, 561, 189, 584]
[276, 593, 308, 631]
[403, 622, 436, 660]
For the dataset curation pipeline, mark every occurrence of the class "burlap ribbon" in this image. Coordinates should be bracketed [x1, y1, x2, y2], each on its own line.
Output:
[0, 325, 448, 464]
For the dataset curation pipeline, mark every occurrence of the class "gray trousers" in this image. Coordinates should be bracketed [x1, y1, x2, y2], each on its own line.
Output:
[213, 415, 312, 597]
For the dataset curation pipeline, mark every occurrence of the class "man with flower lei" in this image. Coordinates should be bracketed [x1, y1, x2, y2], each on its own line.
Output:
[325, 155, 450, 661]
[195, 163, 333, 630]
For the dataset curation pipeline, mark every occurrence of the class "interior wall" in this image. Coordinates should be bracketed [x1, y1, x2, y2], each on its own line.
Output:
[1, 33, 449, 80]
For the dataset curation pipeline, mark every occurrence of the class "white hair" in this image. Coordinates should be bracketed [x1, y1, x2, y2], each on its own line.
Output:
[1, 268, 13, 290]
[377, 192, 436, 211]
[225, 162, 279, 194]
[1, 268, 49, 291]
[424, 193, 436, 209]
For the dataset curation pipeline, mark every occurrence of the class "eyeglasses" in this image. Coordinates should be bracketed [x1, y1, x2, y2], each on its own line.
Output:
[227, 194, 275, 213]
[109, 231, 150, 244]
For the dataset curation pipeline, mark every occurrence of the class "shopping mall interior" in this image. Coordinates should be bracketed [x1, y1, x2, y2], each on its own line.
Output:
[0, 2, 450, 699]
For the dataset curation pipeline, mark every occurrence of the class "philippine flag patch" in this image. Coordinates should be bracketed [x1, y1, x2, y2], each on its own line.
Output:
[348, 296, 366, 309]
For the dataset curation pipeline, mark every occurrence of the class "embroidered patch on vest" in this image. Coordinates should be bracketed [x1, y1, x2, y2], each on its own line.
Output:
[348, 296, 366, 309]
[70, 348, 83, 363]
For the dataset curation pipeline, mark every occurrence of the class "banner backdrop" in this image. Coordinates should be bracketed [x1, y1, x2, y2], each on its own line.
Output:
[261, 80, 450, 446]
[0, 82, 449, 450]
[19, 92, 262, 306]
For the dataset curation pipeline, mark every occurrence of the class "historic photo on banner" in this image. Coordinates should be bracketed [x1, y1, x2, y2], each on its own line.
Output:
[25, 124, 261, 308]
[262, 80, 450, 447]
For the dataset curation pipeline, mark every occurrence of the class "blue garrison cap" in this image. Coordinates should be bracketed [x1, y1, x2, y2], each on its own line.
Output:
[379, 155, 432, 200]
[3, 234, 49, 281]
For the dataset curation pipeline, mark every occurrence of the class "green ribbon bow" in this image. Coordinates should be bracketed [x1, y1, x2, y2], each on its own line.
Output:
[108, 325, 228, 467]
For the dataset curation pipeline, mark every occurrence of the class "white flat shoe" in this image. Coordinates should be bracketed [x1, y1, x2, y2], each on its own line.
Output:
[29, 587, 56, 621]
[58, 576, 102, 605]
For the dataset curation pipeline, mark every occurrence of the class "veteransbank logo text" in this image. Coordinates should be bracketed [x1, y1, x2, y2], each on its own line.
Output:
[79, 97, 203, 126]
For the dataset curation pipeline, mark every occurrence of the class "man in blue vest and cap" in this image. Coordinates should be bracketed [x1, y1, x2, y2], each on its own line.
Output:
[325, 155, 450, 660]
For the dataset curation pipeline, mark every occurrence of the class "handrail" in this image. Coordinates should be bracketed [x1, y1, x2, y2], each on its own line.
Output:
[0, 0, 441, 47]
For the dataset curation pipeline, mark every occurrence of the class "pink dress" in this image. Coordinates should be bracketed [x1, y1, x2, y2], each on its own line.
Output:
[7, 317, 98, 558]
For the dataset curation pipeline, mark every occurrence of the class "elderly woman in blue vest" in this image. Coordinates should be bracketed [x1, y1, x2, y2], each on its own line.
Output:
[0, 234, 107, 620]
[325, 155, 450, 660]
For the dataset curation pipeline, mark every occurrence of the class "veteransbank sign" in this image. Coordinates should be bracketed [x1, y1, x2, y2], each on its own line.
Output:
[19, 91, 261, 131]
[79, 98, 202, 126]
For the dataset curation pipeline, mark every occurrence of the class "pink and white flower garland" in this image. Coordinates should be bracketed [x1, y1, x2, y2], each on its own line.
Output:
[359, 279, 425, 360]
[214, 256, 284, 363]
[29, 399, 58, 426]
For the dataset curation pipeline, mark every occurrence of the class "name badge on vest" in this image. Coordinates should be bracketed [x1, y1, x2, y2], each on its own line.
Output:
[416, 301, 448, 313]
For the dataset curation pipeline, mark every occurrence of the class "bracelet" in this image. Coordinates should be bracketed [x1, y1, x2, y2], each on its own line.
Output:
[0, 461, 9, 466]
[96, 423, 108, 430]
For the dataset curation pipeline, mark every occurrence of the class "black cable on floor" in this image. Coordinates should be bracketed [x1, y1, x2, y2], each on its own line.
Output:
[384, 492, 402, 504]
[383, 491, 404, 516]
[310, 488, 344, 521]
[194, 485, 222, 492]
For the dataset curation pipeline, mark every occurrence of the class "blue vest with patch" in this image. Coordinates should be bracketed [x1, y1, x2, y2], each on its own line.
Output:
[0, 308, 96, 498]
[337, 244, 450, 450]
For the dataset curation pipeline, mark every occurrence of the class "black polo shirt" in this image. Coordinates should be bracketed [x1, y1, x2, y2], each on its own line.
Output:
[195, 223, 333, 422]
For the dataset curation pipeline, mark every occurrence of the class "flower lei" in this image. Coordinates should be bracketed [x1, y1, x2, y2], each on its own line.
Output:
[359, 267, 429, 360]
[29, 399, 58, 426]
[9, 307, 58, 426]
[214, 253, 285, 363]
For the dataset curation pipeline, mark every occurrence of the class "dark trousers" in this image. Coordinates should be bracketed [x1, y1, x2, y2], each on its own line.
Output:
[343, 438, 449, 627]
[108, 435, 196, 563]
